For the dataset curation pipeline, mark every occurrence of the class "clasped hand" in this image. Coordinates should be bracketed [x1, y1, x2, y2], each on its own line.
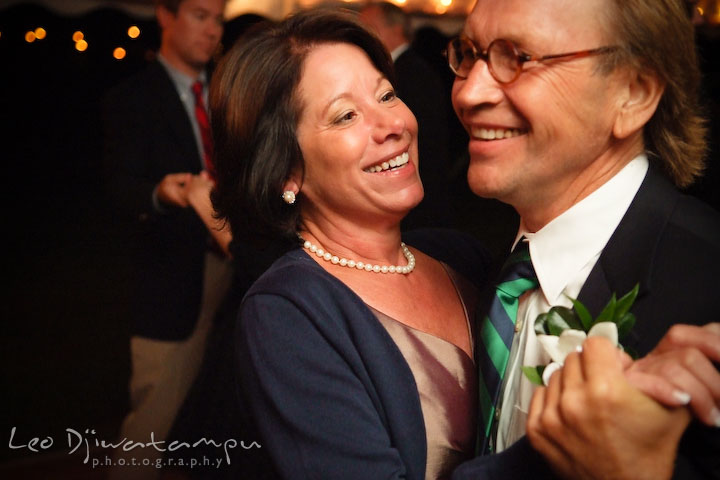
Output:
[527, 323, 720, 480]
[156, 171, 214, 208]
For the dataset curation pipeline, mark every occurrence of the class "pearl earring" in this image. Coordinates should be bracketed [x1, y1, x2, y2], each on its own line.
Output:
[282, 190, 296, 205]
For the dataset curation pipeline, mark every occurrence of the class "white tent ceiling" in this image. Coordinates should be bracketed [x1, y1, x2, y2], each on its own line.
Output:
[2, 0, 477, 19]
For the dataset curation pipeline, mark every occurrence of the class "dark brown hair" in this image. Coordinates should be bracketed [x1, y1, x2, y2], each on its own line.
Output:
[209, 8, 395, 245]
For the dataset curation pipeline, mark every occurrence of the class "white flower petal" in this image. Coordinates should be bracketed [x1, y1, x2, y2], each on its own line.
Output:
[542, 362, 563, 386]
[537, 335, 565, 363]
[557, 329, 588, 359]
[588, 321, 618, 346]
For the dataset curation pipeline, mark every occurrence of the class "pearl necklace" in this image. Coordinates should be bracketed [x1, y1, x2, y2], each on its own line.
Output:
[300, 237, 416, 274]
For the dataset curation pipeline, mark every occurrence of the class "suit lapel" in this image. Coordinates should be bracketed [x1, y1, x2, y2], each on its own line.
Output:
[577, 166, 679, 317]
[149, 62, 203, 172]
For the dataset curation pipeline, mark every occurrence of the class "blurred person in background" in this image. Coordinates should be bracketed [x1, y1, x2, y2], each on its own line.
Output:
[360, 1, 454, 231]
[102, 0, 229, 477]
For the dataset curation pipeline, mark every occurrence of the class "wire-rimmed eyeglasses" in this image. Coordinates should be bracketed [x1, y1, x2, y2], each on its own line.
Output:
[444, 36, 619, 84]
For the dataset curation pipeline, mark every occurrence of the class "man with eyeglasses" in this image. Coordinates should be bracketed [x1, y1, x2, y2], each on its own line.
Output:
[449, 0, 720, 479]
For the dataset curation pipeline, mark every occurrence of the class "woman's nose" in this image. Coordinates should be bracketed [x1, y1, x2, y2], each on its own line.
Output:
[371, 104, 406, 143]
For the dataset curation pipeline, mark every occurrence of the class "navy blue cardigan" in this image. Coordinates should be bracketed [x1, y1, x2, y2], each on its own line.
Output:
[235, 229, 502, 479]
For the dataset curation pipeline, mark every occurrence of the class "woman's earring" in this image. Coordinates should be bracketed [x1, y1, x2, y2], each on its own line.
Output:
[282, 190, 296, 205]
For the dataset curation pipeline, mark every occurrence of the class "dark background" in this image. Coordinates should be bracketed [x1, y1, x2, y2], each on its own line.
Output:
[1, 0, 158, 468]
[0, 2, 284, 470]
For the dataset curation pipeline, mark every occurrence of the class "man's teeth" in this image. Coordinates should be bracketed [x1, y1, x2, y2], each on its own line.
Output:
[364, 152, 410, 173]
[472, 127, 522, 140]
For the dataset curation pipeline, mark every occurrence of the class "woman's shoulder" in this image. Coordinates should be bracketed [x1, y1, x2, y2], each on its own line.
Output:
[243, 248, 368, 320]
[403, 228, 492, 288]
[239, 248, 390, 350]
[246, 248, 336, 294]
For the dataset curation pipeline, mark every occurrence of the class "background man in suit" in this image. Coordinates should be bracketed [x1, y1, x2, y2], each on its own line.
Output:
[102, 0, 230, 476]
[449, 0, 720, 478]
[359, 1, 453, 231]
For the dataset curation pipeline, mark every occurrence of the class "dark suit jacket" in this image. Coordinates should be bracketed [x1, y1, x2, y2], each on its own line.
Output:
[453, 166, 720, 479]
[102, 60, 208, 340]
[394, 47, 453, 231]
[576, 166, 720, 479]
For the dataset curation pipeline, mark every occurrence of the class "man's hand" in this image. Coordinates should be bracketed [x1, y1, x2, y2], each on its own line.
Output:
[156, 172, 192, 207]
[624, 323, 720, 427]
[527, 337, 691, 480]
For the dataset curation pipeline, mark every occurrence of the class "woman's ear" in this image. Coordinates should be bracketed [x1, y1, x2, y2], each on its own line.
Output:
[281, 173, 302, 204]
[613, 68, 665, 139]
[283, 172, 301, 196]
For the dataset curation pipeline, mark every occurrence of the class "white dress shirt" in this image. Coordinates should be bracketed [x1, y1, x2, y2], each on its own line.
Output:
[390, 43, 409, 62]
[494, 154, 649, 451]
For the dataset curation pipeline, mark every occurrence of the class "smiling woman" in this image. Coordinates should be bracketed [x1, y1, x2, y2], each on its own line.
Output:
[291, 41, 423, 232]
[208, 7, 493, 479]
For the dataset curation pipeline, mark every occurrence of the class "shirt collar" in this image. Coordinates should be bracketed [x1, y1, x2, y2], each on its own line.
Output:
[390, 43, 409, 62]
[157, 53, 207, 95]
[514, 154, 649, 305]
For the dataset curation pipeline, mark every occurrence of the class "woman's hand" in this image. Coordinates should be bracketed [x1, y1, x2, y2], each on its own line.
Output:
[185, 170, 232, 256]
[527, 337, 691, 480]
[186, 170, 215, 210]
[622, 323, 720, 427]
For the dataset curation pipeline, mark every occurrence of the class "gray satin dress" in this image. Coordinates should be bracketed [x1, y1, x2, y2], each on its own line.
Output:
[369, 264, 477, 479]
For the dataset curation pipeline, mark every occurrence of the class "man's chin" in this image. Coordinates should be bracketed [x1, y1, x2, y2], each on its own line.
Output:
[466, 169, 506, 201]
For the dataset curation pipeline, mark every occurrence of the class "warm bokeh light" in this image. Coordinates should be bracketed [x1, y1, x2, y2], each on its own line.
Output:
[127, 25, 140, 39]
[440, 0, 452, 7]
[75, 39, 88, 52]
[73, 31, 84, 42]
[34, 27, 47, 39]
[113, 47, 127, 59]
[25, 31, 36, 43]
[227, 0, 476, 19]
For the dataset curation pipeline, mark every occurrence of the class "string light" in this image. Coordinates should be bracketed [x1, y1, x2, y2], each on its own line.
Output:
[75, 39, 88, 52]
[127, 25, 140, 38]
[34, 27, 46, 40]
[113, 47, 127, 60]
[72, 31, 84, 42]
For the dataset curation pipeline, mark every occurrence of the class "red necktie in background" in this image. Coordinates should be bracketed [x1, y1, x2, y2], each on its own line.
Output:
[191, 81, 215, 179]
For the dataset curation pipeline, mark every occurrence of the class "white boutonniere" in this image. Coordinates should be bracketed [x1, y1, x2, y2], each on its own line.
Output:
[522, 284, 639, 386]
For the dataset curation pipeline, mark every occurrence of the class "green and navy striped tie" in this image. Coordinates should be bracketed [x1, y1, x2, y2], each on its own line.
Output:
[478, 240, 538, 453]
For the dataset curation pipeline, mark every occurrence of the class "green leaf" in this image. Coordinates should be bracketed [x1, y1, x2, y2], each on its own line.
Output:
[615, 283, 639, 319]
[594, 293, 617, 326]
[569, 297, 593, 332]
[547, 306, 576, 335]
[616, 312, 636, 340]
[534, 312, 551, 335]
[522, 365, 545, 385]
[558, 305, 583, 331]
